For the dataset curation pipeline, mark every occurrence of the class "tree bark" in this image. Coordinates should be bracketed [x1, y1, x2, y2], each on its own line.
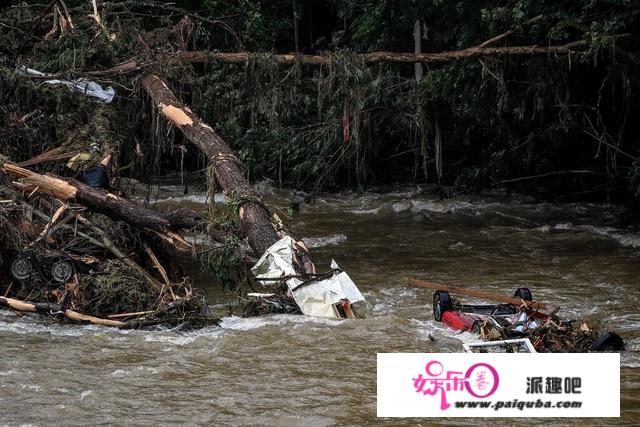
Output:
[180, 40, 588, 66]
[140, 75, 280, 256]
[0, 160, 203, 249]
[21, 39, 594, 80]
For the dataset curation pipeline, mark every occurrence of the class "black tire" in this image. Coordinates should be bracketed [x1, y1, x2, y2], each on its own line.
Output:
[9, 254, 35, 281]
[514, 287, 533, 301]
[471, 320, 482, 334]
[433, 291, 452, 322]
[591, 332, 625, 352]
[51, 258, 75, 283]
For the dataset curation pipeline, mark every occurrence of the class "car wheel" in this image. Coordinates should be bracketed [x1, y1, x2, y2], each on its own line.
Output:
[514, 287, 532, 301]
[51, 258, 75, 283]
[9, 255, 34, 281]
[471, 320, 482, 333]
[433, 291, 451, 322]
[591, 332, 625, 351]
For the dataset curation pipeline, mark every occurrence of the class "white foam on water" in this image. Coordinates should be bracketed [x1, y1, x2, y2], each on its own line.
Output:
[111, 366, 159, 378]
[142, 327, 223, 346]
[346, 207, 381, 215]
[526, 221, 640, 248]
[0, 316, 86, 337]
[411, 318, 484, 350]
[0, 369, 17, 377]
[0, 311, 224, 347]
[391, 199, 497, 214]
[448, 241, 471, 250]
[554, 222, 573, 230]
[301, 233, 348, 248]
[220, 314, 343, 331]
[111, 369, 129, 378]
[155, 194, 210, 205]
[573, 224, 640, 248]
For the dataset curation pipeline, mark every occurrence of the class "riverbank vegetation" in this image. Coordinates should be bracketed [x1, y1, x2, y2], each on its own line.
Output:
[1, 1, 638, 206]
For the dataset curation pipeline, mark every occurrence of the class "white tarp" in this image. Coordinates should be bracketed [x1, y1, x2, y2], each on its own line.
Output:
[16, 66, 115, 103]
[287, 268, 365, 318]
[251, 236, 297, 279]
[251, 236, 367, 318]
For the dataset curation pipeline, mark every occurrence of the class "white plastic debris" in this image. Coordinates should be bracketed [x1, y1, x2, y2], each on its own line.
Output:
[16, 66, 115, 103]
[251, 236, 297, 279]
[251, 236, 367, 319]
[287, 265, 366, 318]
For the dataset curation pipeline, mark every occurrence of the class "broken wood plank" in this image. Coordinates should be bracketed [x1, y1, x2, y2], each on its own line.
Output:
[406, 277, 548, 310]
[18, 146, 80, 168]
[107, 310, 154, 319]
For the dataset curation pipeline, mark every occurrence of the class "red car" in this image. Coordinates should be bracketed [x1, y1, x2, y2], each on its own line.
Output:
[432, 287, 624, 352]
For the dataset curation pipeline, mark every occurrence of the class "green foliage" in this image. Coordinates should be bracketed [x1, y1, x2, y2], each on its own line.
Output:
[1, 0, 639, 207]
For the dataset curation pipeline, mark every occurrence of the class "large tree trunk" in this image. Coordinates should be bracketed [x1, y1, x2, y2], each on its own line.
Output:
[140, 75, 280, 256]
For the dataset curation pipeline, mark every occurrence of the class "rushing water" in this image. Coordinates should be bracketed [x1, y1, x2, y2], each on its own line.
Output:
[1, 184, 639, 425]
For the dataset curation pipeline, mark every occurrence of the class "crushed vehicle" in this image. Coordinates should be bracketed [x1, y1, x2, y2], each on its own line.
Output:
[408, 277, 625, 353]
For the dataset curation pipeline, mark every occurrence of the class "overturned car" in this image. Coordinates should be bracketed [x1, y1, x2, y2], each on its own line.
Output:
[408, 277, 624, 353]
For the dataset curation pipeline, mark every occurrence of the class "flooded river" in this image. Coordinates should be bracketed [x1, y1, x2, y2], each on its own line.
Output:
[1, 185, 639, 425]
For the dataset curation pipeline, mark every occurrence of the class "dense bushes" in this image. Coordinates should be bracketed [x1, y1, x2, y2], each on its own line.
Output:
[1, 1, 639, 206]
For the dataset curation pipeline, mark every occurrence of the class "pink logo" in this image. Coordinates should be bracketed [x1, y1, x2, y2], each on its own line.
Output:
[412, 360, 499, 410]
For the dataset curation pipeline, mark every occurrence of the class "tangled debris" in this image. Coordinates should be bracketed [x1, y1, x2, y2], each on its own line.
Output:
[0, 158, 216, 329]
[409, 277, 625, 353]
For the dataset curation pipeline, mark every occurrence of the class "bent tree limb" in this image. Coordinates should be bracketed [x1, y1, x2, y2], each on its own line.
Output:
[140, 74, 280, 256]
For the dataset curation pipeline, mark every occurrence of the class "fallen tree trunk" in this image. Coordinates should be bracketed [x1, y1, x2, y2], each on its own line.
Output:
[181, 40, 588, 66]
[140, 75, 281, 257]
[0, 160, 203, 249]
[15, 40, 593, 80]
[54, 41, 592, 80]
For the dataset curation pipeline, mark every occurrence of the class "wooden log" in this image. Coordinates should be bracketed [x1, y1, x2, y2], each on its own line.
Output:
[67, 40, 591, 79]
[0, 296, 127, 327]
[0, 159, 204, 247]
[180, 41, 588, 66]
[64, 309, 127, 327]
[0, 296, 37, 312]
[140, 75, 281, 256]
[406, 277, 548, 310]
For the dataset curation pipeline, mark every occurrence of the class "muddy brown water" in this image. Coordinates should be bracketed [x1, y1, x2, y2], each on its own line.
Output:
[1, 184, 639, 425]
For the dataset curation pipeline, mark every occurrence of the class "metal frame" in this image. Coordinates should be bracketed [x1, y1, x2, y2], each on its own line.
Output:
[463, 338, 537, 353]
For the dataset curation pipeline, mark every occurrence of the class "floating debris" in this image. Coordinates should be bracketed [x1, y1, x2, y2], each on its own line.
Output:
[408, 277, 625, 353]
[246, 236, 369, 319]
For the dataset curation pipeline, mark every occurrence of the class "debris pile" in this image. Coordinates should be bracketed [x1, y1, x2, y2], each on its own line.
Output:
[0, 156, 215, 329]
[475, 307, 610, 353]
[242, 236, 370, 319]
[409, 277, 625, 353]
